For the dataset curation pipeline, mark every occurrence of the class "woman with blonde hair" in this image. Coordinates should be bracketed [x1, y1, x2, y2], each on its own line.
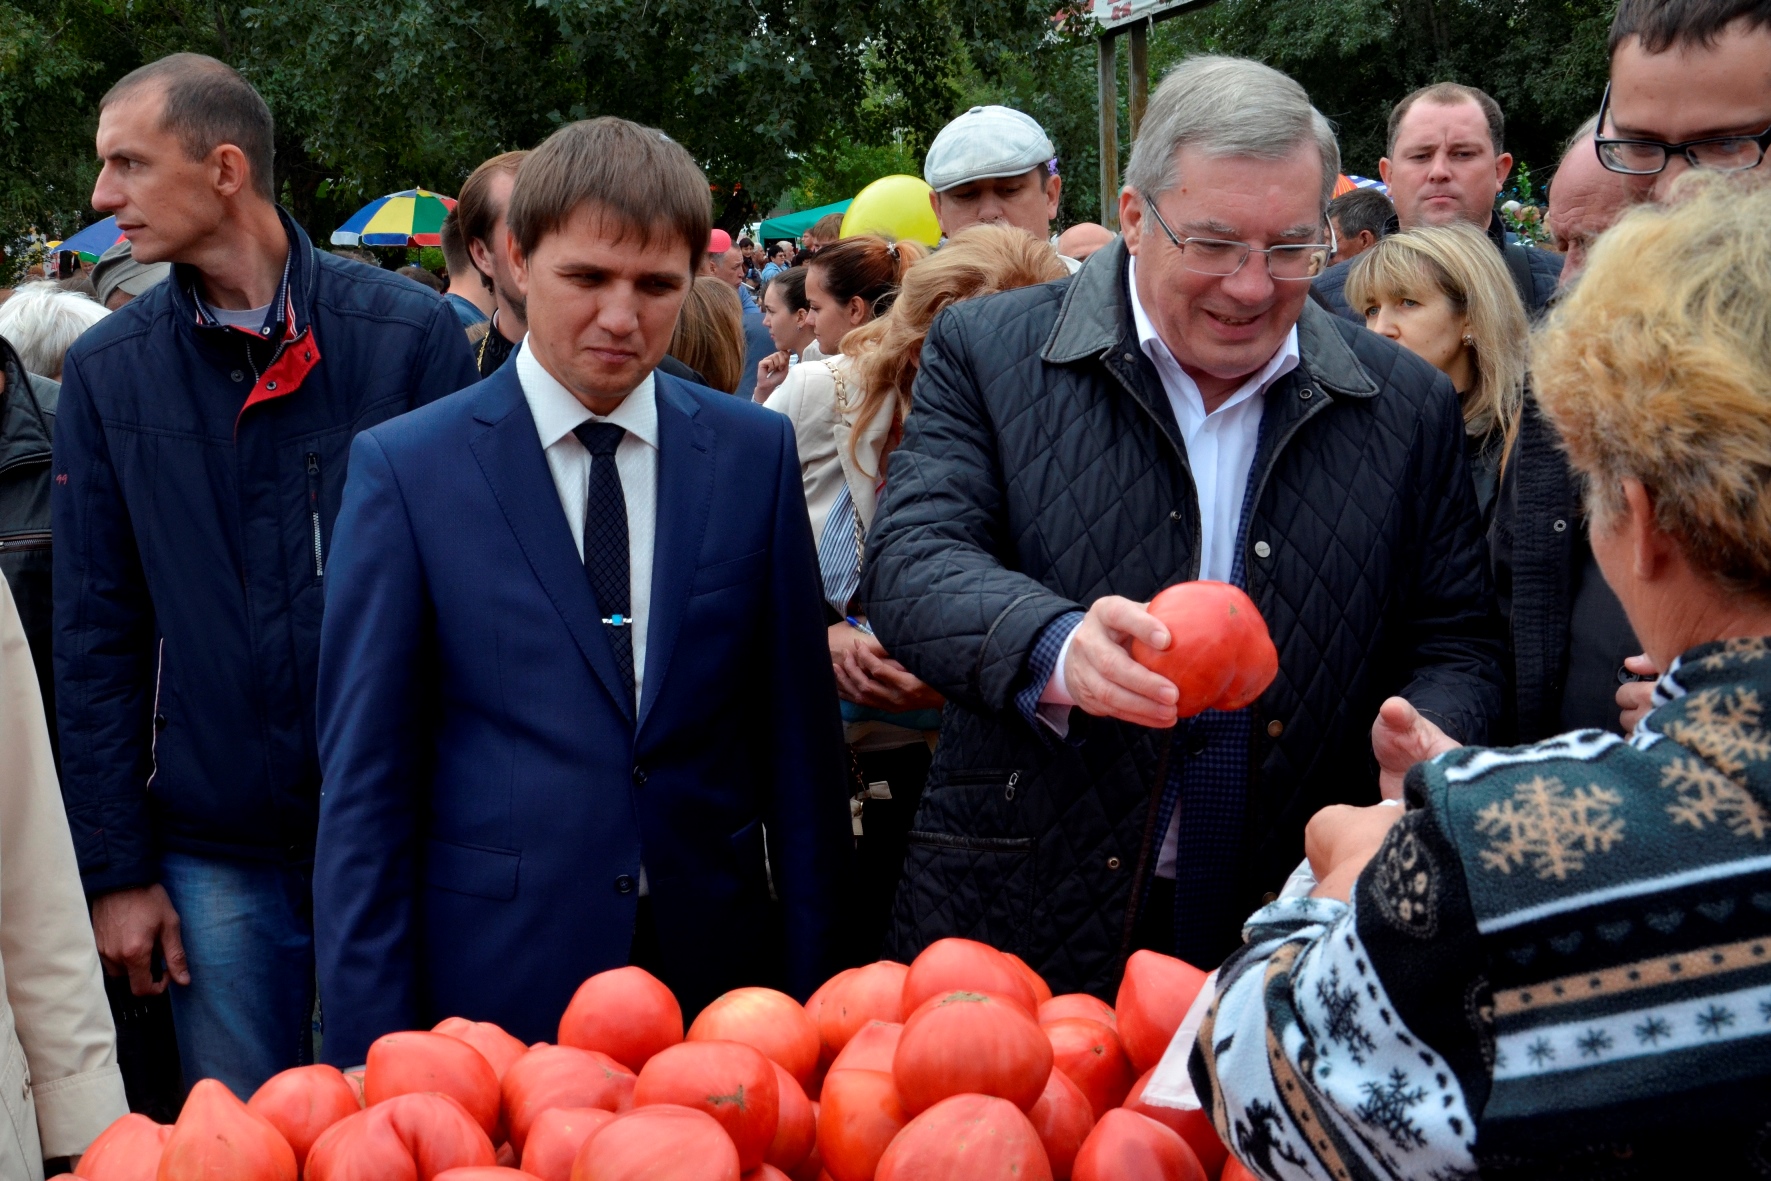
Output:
[666, 275, 746, 394]
[1345, 221, 1528, 522]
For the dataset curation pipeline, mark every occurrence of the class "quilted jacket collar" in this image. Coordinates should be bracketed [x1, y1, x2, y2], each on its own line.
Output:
[1044, 238, 1378, 400]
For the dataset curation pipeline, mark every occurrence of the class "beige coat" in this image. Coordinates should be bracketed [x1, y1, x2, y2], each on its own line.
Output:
[763, 354, 895, 551]
[0, 575, 127, 1174]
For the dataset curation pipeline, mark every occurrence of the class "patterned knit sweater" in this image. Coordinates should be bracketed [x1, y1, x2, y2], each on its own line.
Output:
[1189, 636, 1771, 1179]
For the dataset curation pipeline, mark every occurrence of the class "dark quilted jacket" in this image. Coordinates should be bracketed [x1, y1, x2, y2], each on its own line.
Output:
[862, 241, 1505, 995]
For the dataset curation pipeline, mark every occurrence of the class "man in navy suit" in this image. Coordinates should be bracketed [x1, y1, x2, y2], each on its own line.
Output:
[313, 117, 856, 1064]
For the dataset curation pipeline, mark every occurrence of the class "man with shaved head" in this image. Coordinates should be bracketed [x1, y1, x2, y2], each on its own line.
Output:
[1546, 118, 1635, 282]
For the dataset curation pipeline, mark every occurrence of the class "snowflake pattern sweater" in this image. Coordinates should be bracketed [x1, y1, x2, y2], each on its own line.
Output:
[1189, 636, 1771, 1179]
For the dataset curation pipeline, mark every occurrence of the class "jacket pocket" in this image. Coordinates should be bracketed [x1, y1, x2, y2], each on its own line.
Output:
[0, 1024, 39, 1180]
[693, 549, 766, 595]
[0, 531, 51, 555]
[424, 839, 520, 901]
[905, 831, 1034, 852]
[729, 818, 775, 900]
[892, 768, 1034, 952]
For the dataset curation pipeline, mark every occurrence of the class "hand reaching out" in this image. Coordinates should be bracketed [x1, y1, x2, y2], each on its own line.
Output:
[1061, 596, 1181, 729]
[1370, 696, 1460, 800]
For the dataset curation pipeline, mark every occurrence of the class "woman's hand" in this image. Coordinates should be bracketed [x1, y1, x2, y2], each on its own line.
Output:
[1306, 803, 1406, 902]
[755, 351, 791, 403]
[1371, 696, 1460, 800]
[828, 623, 944, 711]
[1617, 654, 1660, 731]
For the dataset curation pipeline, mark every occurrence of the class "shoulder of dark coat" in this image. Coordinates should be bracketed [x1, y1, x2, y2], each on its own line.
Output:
[924, 276, 1071, 354]
[310, 251, 450, 329]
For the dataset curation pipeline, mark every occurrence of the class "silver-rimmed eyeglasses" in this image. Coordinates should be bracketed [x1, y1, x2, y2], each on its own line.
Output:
[1143, 198, 1330, 281]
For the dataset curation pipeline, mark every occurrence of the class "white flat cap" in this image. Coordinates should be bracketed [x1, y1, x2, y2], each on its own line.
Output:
[923, 106, 1056, 193]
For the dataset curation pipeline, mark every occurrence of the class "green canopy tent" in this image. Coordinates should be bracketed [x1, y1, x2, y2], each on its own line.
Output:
[758, 199, 851, 244]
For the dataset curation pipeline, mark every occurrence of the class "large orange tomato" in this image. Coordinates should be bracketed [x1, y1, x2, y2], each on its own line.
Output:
[1128, 582, 1277, 716]
[900, 940, 1037, 1019]
[520, 1108, 615, 1181]
[825, 1021, 902, 1079]
[787, 1101, 823, 1181]
[1115, 951, 1208, 1075]
[1003, 953, 1053, 1007]
[816, 962, 908, 1060]
[1027, 1063, 1095, 1181]
[366, 1030, 503, 1139]
[73, 1113, 171, 1181]
[689, 988, 821, 1092]
[431, 1170, 536, 1180]
[248, 1064, 362, 1168]
[155, 1078, 297, 1181]
[814, 1070, 904, 1181]
[305, 1092, 496, 1181]
[1219, 1156, 1259, 1181]
[874, 1093, 1052, 1181]
[804, 969, 857, 1066]
[558, 967, 684, 1073]
[1123, 1069, 1229, 1178]
[434, 1018, 530, 1081]
[892, 991, 1053, 1116]
[1072, 1109, 1205, 1181]
[503, 1044, 637, 1153]
[1038, 995, 1118, 1030]
[1045, 1018, 1136, 1119]
[764, 1062, 815, 1172]
[633, 1040, 779, 1172]
[569, 1104, 741, 1181]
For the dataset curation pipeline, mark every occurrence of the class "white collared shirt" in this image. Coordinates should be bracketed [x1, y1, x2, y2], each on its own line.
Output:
[515, 339, 659, 707]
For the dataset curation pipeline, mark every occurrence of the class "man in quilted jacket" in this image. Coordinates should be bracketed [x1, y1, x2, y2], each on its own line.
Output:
[862, 55, 1504, 991]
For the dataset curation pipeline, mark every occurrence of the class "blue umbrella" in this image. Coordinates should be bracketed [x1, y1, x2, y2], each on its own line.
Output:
[54, 216, 125, 262]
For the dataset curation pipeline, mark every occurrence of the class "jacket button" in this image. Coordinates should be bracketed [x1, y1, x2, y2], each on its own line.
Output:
[1266, 719, 1283, 738]
[1169, 509, 1183, 522]
[1552, 519, 1568, 533]
[1184, 731, 1208, 756]
[230, 370, 244, 382]
[1106, 856, 1122, 870]
[1299, 387, 1314, 400]
[1253, 541, 1272, 558]
[1261, 891, 1279, 904]
[614, 875, 635, 894]
[265, 380, 278, 391]
[632, 766, 647, 786]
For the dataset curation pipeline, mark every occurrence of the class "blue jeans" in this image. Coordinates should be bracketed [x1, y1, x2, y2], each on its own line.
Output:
[159, 853, 316, 1098]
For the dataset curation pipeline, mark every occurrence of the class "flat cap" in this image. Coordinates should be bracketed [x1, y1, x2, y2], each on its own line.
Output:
[923, 106, 1056, 193]
[91, 240, 169, 306]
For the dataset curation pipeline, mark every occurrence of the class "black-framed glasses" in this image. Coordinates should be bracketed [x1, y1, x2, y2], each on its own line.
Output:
[1144, 198, 1330, 282]
[1594, 82, 1771, 176]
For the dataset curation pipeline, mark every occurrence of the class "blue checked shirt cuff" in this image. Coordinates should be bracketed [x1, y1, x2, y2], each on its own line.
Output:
[1015, 610, 1085, 737]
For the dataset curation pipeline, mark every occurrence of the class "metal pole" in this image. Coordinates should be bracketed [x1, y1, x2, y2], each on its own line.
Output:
[1098, 33, 1120, 231]
[1129, 21, 1149, 140]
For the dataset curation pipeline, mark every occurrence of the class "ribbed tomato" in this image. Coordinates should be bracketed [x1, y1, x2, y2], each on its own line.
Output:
[1114, 951, 1208, 1074]
[434, 1017, 530, 1081]
[901, 940, 1037, 1019]
[156, 1078, 297, 1181]
[689, 988, 821, 1091]
[1123, 1070, 1228, 1179]
[1027, 1063, 1095, 1180]
[568, 1104, 741, 1181]
[816, 961, 908, 1059]
[893, 991, 1053, 1115]
[305, 1092, 496, 1181]
[804, 968, 857, 1068]
[366, 1030, 503, 1139]
[558, 966, 684, 1073]
[633, 1040, 779, 1172]
[432, 1170, 536, 1180]
[1072, 1109, 1205, 1181]
[1004, 953, 1053, 1007]
[73, 1113, 171, 1181]
[248, 1064, 361, 1168]
[825, 1021, 902, 1078]
[1220, 1155, 1259, 1181]
[1045, 1018, 1136, 1119]
[521, 1107, 615, 1181]
[874, 1093, 1052, 1181]
[814, 1070, 904, 1181]
[503, 1044, 637, 1153]
[1129, 582, 1277, 716]
[765, 1061, 816, 1172]
[1038, 995, 1118, 1030]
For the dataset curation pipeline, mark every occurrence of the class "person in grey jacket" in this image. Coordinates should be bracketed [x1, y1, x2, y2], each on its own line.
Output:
[861, 56, 1503, 995]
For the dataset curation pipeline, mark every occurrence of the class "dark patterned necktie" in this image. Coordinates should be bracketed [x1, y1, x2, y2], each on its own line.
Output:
[573, 422, 633, 708]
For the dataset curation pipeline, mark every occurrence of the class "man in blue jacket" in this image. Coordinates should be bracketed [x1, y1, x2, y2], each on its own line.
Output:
[54, 53, 478, 1097]
[313, 116, 855, 1063]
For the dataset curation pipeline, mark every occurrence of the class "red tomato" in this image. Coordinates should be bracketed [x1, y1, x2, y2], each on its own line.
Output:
[1128, 583, 1276, 716]
[155, 1079, 297, 1181]
[1115, 951, 1208, 1075]
[1038, 995, 1118, 1030]
[765, 1061, 815, 1172]
[824, 1021, 902, 1079]
[366, 1030, 503, 1139]
[745, 1168, 792, 1181]
[1004, 953, 1054, 1007]
[569, 1104, 741, 1181]
[814, 1070, 905, 1181]
[633, 1040, 779, 1173]
[816, 962, 908, 1059]
[804, 969, 857, 1068]
[521, 1108, 615, 1181]
[874, 1093, 1052, 1181]
[434, 1018, 531, 1081]
[72, 1113, 171, 1181]
[1219, 1157, 1259, 1181]
[503, 1044, 637, 1153]
[432, 1170, 537, 1180]
[1123, 1069, 1229, 1179]
[1072, 1109, 1205, 1181]
[1045, 1017, 1136, 1120]
[786, 1102, 822, 1181]
[689, 987, 822, 1092]
[893, 991, 1053, 1116]
[900, 939, 1037, 1019]
[558, 966, 685, 1073]
[247, 1064, 361, 1168]
[306, 1092, 497, 1181]
[1027, 1063, 1095, 1181]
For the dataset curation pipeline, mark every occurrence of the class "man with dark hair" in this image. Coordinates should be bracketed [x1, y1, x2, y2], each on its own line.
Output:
[456, 150, 529, 376]
[1324, 186, 1392, 265]
[57, 52, 477, 1098]
[1314, 82, 1562, 320]
[313, 116, 854, 1062]
[438, 209, 490, 328]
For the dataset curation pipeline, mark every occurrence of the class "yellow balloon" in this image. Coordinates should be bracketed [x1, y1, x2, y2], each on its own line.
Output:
[840, 174, 942, 247]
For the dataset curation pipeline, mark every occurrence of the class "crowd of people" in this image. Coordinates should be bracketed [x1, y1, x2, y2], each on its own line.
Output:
[0, 0, 1767, 1174]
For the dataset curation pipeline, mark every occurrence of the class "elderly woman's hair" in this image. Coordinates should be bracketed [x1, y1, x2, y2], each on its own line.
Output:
[0, 282, 108, 380]
[1125, 55, 1341, 211]
[669, 276, 746, 394]
[844, 225, 1069, 476]
[1344, 222, 1528, 445]
[1533, 174, 1771, 598]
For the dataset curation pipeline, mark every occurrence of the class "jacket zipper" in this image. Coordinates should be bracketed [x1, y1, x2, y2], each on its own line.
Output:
[306, 452, 325, 578]
[0, 530, 51, 553]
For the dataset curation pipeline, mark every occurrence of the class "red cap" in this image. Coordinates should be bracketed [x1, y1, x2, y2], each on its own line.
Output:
[708, 228, 733, 254]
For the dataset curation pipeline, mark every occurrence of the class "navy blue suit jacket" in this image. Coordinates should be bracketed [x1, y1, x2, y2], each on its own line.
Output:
[313, 363, 854, 1065]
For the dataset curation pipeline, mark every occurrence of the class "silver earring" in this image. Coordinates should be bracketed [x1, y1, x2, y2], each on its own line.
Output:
[1462, 334, 1474, 346]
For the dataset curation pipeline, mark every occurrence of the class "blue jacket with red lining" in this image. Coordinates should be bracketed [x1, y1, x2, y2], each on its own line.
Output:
[52, 211, 479, 894]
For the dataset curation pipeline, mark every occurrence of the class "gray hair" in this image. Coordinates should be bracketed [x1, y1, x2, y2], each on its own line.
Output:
[0, 282, 109, 380]
[1124, 55, 1342, 212]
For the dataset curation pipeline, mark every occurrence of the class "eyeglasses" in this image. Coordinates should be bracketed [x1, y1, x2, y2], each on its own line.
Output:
[1594, 83, 1771, 176]
[1143, 199, 1329, 281]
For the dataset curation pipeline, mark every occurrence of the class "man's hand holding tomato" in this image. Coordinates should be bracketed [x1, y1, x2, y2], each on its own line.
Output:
[1059, 596, 1182, 729]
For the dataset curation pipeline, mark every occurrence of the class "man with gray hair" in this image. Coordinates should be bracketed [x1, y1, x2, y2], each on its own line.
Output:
[863, 55, 1501, 986]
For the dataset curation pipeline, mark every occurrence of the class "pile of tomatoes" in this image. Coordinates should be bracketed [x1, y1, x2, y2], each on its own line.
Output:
[74, 940, 1264, 1181]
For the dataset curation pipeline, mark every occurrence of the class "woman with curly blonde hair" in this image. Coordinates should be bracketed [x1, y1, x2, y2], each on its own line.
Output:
[1192, 176, 1771, 1179]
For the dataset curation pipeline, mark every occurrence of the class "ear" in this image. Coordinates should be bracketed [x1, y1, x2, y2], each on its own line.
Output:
[1621, 477, 1676, 582]
[1495, 151, 1515, 189]
[846, 295, 870, 326]
[1044, 173, 1062, 220]
[467, 235, 495, 282]
[210, 143, 253, 200]
[929, 190, 949, 240]
[506, 225, 531, 300]
[1378, 157, 1393, 185]
[1357, 229, 1377, 251]
[1118, 188, 1143, 255]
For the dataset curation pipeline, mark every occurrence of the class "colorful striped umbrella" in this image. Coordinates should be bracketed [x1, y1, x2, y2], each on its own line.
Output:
[1333, 174, 1389, 197]
[330, 189, 457, 247]
[53, 216, 126, 262]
